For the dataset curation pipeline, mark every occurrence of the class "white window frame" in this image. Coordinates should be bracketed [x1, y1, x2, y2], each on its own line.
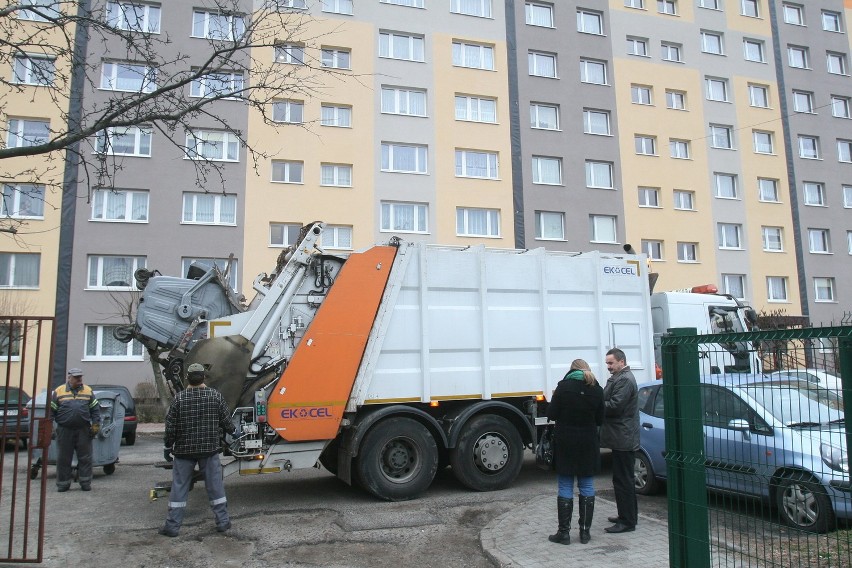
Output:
[631, 84, 652, 105]
[677, 242, 698, 263]
[184, 130, 238, 162]
[705, 77, 729, 102]
[191, 9, 245, 41]
[100, 61, 157, 93]
[453, 41, 495, 70]
[456, 207, 500, 238]
[808, 228, 832, 253]
[748, 84, 769, 108]
[661, 42, 682, 62]
[673, 190, 694, 211]
[642, 240, 663, 260]
[634, 135, 657, 156]
[381, 143, 428, 174]
[762, 226, 783, 252]
[95, 125, 152, 157]
[718, 223, 743, 249]
[792, 90, 815, 113]
[803, 182, 825, 206]
[272, 99, 304, 124]
[658, 0, 676, 16]
[666, 90, 686, 110]
[580, 59, 607, 85]
[822, 10, 843, 32]
[531, 103, 560, 130]
[814, 278, 836, 302]
[831, 96, 851, 119]
[714, 173, 738, 199]
[275, 43, 305, 65]
[380, 0, 424, 6]
[320, 225, 353, 250]
[84, 324, 144, 361]
[787, 45, 809, 68]
[0, 252, 40, 289]
[320, 104, 352, 127]
[535, 210, 564, 240]
[710, 124, 734, 149]
[741, 0, 758, 18]
[783, 3, 803, 25]
[723, 274, 746, 300]
[380, 201, 429, 233]
[590, 215, 617, 244]
[529, 51, 557, 78]
[383, 87, 428, 117]
[320, 164, 353, 187]
[106, 2, 161, 33]
[758, 178, 779, 203]
[451, 0, 492, 18]
[625, 0, 644, 8]
[455, 149, 499, 180]
[753, 130, 774, 154]
[455, 95, 496, 123]
[12, 55, 55, 86]
[6, 118, 49, 148]
[701, 31, 724, 55]
[585, 161, 614, 189]
[321, 47, 352, 70]
[321, 0, 353, 14]
[577, 9, 604, 35]
[844, 185, 852, 208]
[638, 187, 660, 208]
[379, 32, 426, 62]
[743, 39, 765, 63]
[17, 0, 60, 22]
[269, 223, 302, 247]
[271, 160, 304, 184]
[189, 70, 243, 99]
[699, 0, 720, 9]
[87, 255, 145, 289]
[181, 192, 237, 225]
[798, 136, 820, 159]
[525, 2, 554, 28]
[670, 139, 690, 159]
[582, 109, 609, 135]
[532, 156, 563, 185]
[766, 276, 788, 302]
[838, 140, 852, 163]
[91, 189, 149, 222]
[827, 52, 848, 76]
[627, 37, 649, 57]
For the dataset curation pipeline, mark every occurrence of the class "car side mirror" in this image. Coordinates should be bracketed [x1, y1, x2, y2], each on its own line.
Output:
[727, 419, 750, 431]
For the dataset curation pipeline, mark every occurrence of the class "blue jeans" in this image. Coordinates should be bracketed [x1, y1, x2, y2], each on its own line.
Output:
[558, 474, 595, 498]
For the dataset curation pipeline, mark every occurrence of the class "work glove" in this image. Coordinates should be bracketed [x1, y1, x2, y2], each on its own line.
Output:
[90, 423, 101, 438]
[163, 446, 173, 462]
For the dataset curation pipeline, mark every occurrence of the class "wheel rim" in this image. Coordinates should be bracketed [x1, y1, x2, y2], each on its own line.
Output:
[472, 431, 510, 475]
[782, 482, 818, 527]
[634, 457, 648, 490]
[378, 437, 422, 484]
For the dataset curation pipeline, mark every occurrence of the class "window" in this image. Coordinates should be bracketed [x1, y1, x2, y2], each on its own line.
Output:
[321, 0, 353, 14]
[808, 228, 831, 253]
[321, 48, 351, 70]
[701, 31, 724, 55]
[749, 84, 769, 108]
[627, 37, 648, 57]
[379, 32, 425, 62]
[17, 0, 59, 21]
[582, 109, 609, 135]
[272, 100, 304, 123]
[380, 201, 428, 233]
[705, 77, 728, 101]
[528, 51, 557, 77]
[741, 0, 758, 17]
[321, 164, 353, 187]
[753, 130, 774, 154]
[638, 187, 660, 207]
[666, 90, 686, 110]
[677, 242, 697, 262]
[577, 9, 603, 34]
[845, 186, 852, 208]
[661, 42, 682, 62]
[787, 46, 809, 68]
[382, 143, 427, 173]
[762, 227, 783, 251]
[271, 160, 304, 183]
[793, 90, 815, 113]
[184, 130, 238, 161]
[321, 104, 352, 127]
[525, 2, 553, 27]
[275, 44, 305, 64]
[710, 124, 733, 149]
[631, 84, 652, 104]
[0, 322, 23, 360]
[634, 135, 657, 156]
[743, 39, 765, 63]
[673, 190, 694, 210]
[85, 325, 144, 360]
[831, 96, 851, 119]
[822, 11, 842, 32]
[838, 140, 852, 162]
[767, 277, 788, 301]
[758, 178, 779, 202]
[6, 118, 49, 148]
[189, 71, 243, 99]
[580, 59, 607, 85]
[849, 232, 852, 255]
[182, 192, 236, 225]
[380, 0, 424, 6]
[269, 0, 307, 8]
[95, 126, 152, 157]
[101, 61, 156, 92]
[456, 207, 500, 237]
[625, 0, 644, 7]
[719, 223, 743, 249]
[270, 223, 302, 247]
[669, 139, 690, 159]
[535, 211, 564, 240]
[455, 95, 496, 123]
[455, 149, 498, 179]
[590, 215, 617, 243]
[384, 87, 428, 117]
[699, 0, 720, 9]
[91, 189, 148, 222]
[803, 182, 825, 206]
[714, 173, 737, 198]
[723, 274, 745, 300]
[642, 240, 663, 260]
[0, 253, 39, 288]
[531, 103, 560, 130]
[191, 10, 245, 40]
[658, 0, 676, 15]
[12, 55, 55, 86]
[827, 52, 848, 75]
[532, 156, 562, 185]
[181, 257, 239, 289]
[454, 41, 495, 70]
[105, 2, 161, 33]
[798, 136, 820, 159]
[814, 278, 835, 302]
[585, 161, 613, 189]
[87, 255, 145, 288]
[783, 3, 803, 25]
[452, 0, 492, 18]
[320, 225, 353, 250]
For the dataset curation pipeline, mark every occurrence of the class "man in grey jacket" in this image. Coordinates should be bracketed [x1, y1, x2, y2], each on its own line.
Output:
[601, 348, 639, 533]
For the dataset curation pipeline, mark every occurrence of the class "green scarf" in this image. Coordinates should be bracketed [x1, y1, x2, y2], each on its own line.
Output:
[564, 369, 585, 381]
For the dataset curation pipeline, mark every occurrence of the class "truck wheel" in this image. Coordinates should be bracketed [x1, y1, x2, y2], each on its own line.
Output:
[449, 414, 524, 491]
[355, 417, 438, 501]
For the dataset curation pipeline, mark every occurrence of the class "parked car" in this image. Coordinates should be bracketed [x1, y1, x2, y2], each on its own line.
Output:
[635, 376, 849, 533]
[766, 369, 844, 393]
[90, 384, 137, 445]
[0, 386, 31, 448]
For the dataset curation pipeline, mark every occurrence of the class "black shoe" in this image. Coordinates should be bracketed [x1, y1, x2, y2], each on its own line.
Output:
[57, 486, 69, 493]
[81, 485, 91, 491]
[607, 516, 621, 524]
[158, 527, 178, 537]
[605, 522, 635, 534]
[216, 521, 231, 533]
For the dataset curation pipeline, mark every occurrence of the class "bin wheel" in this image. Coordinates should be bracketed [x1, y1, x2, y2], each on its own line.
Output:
[30, 464, 41, 480]
[104, 463, 116, 475]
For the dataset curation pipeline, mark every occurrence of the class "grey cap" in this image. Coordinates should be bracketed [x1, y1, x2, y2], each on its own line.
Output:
[67, 368, 83, 376]
[186, 363, 206, 374]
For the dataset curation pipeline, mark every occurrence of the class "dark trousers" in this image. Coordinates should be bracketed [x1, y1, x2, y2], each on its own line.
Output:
[56, 425, 92, 488]
[611, 450, 637, 527]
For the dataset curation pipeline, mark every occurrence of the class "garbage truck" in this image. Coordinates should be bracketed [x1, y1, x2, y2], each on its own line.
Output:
[126, 221, 754, 500]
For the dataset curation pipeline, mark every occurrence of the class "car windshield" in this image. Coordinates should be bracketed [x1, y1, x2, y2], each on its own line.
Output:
[0, 388, 29, 405]
[742, 382, 843, 427]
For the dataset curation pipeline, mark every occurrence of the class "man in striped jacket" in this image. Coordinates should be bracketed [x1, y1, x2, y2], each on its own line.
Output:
[51, 368, 101, 492]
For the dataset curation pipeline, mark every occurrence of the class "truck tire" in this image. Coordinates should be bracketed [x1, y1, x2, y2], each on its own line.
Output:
[355, 417, 438, 501]
[318, 437, 340, 475]
[449, 414, 524, 491]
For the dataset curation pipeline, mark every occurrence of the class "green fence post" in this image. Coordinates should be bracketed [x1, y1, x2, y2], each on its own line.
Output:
[662, 327, 710, 568]
[839, 336, 852, 478]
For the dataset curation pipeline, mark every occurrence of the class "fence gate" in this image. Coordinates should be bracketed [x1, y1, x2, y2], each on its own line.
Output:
[0, 316, 55, 563]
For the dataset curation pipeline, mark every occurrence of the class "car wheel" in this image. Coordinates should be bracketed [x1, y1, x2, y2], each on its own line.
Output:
[634, 451, 658, 496]
[776, 474, 834, 533]
[125, 432, 136, 446]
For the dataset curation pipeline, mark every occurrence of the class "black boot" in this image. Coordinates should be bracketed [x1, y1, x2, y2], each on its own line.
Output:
[548, 497, 573, 545]
[578, 495, 595, 544]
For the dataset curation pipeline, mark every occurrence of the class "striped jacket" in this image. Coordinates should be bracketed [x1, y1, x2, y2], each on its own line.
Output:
[51, 383, 101, 429]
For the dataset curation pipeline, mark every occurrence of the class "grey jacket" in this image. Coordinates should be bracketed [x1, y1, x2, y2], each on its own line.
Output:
[600, 366, 640, 451]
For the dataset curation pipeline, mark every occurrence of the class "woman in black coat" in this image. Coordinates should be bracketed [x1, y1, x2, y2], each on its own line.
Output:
[545, 358, 604, 545]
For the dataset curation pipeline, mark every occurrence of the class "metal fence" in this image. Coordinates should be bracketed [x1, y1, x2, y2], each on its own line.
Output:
[661, 325, 852, 568]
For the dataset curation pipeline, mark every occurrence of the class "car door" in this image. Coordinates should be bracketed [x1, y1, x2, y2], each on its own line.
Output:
[639, 385, 668, 479]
